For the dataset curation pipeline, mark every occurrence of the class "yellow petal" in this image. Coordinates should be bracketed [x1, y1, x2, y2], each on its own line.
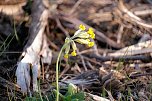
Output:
[71, 50, 77, 56]
[79, 24, 86, 30]
[90, 33, 95, 39]
[87, 28, 94, 35]
[88, 42, 94, 47]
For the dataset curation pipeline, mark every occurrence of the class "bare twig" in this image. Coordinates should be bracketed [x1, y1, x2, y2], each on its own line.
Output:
[77, 49, 88, 71]
[117, 0, 152, 29]
[69, 0, 83, 15]
[117, 25, 124, 44]
[78, 48, 113, 55]
[56, 18, 70, 37]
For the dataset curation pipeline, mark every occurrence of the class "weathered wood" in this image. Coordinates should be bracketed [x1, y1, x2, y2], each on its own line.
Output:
[109, 39, 152, 57]
[16, 0, 52, 93]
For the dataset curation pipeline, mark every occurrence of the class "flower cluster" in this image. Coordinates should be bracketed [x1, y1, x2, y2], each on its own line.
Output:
[64, 24, 95, 58]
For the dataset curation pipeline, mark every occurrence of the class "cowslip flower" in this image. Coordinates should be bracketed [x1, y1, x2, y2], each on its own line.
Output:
[63, 24, 95, 58]
[87, 28, 95, 39]
[79, 24, 86, 30]
[87, 28, 94, 35]
[88, 42, 94, 47]
[71, 50, 76, 56]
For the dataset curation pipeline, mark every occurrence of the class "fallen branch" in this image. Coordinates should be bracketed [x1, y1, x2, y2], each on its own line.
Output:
[89, 54, 151, 62]
[109, 39, 152, 57]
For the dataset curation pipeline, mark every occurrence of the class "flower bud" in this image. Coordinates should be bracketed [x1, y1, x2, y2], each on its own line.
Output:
[64, 54, 69, 58]
[71, 50, 77, 56]
[88, 42, 94, 47]
[71, 41, 77, 50]
[75, 39, 90, 45]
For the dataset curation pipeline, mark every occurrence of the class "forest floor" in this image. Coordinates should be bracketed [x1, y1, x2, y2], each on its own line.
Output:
[0, 0, 152, 101]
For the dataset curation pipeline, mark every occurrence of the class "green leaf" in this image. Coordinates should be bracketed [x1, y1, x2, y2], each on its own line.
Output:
[65, 83, 78, 96]
[71, 92, 85, 101]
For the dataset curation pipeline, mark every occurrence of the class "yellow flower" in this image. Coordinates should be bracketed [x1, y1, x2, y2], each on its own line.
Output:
[71, 50, 77, 56]
[87, 28, 95, 39]
[64, 25, 95, 59]
[64, 54, 69, 58]
[87, 28, 94, 35]
[79, 24, 86, 31]
[88, 42, 94, 47]
[90, 33, 95, 39]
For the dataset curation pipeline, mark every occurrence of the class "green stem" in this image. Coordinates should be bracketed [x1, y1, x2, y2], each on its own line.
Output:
[56, 43, 67, 101]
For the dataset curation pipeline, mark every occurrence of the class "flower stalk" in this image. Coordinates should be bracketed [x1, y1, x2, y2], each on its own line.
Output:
[56, 43, 68, 101]
[56, 24, 95, 101]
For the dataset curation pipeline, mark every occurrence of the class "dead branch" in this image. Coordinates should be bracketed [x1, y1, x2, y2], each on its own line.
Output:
[109, 39, 152, 57]
[89, 54, 151, 62]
